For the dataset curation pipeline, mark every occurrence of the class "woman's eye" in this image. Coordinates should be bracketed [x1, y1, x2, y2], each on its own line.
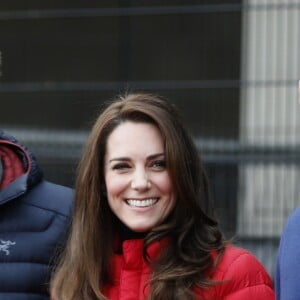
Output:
[151, 160, 166, 169]
[112, 163, 130, 170]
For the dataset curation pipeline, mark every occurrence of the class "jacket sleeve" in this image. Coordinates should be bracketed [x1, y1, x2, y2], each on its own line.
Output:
[275, 207, 300, 300]
[220, 248, 275, 300]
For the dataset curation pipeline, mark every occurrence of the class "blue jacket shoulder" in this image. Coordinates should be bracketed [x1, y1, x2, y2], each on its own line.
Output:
[22, 180, 74, 217]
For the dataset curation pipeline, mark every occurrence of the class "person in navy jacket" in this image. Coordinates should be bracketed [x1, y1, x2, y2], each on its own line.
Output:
[0, 130, 74, 300]
[276, 206, 300, 300]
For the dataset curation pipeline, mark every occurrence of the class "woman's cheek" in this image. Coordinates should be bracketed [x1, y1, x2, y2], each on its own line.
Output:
[105, 174, 128, 196]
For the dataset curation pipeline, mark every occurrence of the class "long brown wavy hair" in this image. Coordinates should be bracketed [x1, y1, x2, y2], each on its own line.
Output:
[50, 92, 225, 300]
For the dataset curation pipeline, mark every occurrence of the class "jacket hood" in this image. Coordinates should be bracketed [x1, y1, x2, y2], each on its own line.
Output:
[0, 130, 43, 203]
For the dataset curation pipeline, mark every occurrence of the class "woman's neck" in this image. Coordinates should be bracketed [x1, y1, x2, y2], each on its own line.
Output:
[118, 221, 147, 241]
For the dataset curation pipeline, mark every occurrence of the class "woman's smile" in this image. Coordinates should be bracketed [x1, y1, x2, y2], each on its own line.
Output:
[126, 198, 159, 208]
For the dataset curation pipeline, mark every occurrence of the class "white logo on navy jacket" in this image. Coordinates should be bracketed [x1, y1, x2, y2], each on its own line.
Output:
[0, 239, 16, 255]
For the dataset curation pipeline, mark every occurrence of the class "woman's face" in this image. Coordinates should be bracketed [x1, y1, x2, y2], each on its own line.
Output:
[104, 121, 176, 232]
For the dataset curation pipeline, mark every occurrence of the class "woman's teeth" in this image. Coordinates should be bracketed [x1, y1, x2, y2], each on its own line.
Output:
[127, 198, 158, 207]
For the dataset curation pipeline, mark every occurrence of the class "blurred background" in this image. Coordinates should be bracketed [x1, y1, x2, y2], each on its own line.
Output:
[0, 0, 299, 277]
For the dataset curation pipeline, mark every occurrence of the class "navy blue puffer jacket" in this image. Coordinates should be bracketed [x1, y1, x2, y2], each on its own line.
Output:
[0, 130, 74, 300]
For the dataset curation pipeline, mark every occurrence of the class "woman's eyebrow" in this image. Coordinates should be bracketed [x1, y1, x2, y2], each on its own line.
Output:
[108, 152, 165, 163]
[108, 157, 130, 163]
[147, 153, 165, 160]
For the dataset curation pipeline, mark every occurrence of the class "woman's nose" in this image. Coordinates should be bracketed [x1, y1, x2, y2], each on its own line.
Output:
[131, 169, 151, 190]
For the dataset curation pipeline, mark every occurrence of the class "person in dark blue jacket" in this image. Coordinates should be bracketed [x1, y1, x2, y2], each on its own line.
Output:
[0, 130, 74, 300]
[275, 206, 300, 300]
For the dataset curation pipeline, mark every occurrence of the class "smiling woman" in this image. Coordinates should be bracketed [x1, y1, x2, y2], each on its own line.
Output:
[50, 92, 275, 300]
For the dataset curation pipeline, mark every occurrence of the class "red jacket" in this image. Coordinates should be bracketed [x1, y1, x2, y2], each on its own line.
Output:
[103, 239, 274, 299]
